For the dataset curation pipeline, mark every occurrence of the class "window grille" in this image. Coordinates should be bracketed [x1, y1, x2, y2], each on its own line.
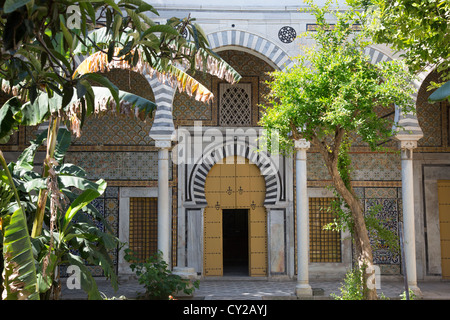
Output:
[309, 197, 341, 262]
[129, 197, 158, 261]
[219, 83, 252, 126]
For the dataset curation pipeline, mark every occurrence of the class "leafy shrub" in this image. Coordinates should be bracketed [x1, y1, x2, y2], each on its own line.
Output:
[124, 249, 199, 300]
[332, 266, 365, 300]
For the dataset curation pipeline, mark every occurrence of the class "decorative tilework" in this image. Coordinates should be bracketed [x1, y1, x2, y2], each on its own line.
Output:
[351, 153, 401, 181]
[365, 198, 400, 266]
[365, 187, 397, 199]
[307, 152, 401, 181]
[307, 152, 330, 181]
[72, 114, 154, 146]
[64, 151, 170, 181]
[416, 71, 445, 148]
[173, 90, 212, 121]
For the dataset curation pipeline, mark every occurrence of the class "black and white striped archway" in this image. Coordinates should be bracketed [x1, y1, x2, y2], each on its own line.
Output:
[188, 139, 283, 207]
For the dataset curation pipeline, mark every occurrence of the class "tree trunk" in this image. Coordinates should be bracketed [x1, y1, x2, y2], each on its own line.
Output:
[313, 132, 378, 300]
[331, 172, 378, 300]
[31, 116, 59, 238]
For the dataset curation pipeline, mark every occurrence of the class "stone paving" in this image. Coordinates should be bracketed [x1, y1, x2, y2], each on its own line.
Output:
[59, 276, 450, 300]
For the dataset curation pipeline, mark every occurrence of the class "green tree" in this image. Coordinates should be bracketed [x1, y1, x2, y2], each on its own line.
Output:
[359, 0, 450, 101]
[0, 0, 240, 300]
[260, 1, 414, 299]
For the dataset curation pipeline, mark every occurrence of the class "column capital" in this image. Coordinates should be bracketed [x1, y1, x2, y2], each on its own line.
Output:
[154, 139, 172, 149]
[394, 111, 423, 149]
[294, 139, 311, 150]
[399, 139, 418, 150]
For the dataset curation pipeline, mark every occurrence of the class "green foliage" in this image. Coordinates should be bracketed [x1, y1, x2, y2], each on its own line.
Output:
[331, 266, 365, 300]
[261, 0, 415, 154]
[124, 249, 199, 300]
[365, 203, 400, 254]
[400, 289, 417, 300]
[1, 128, 119, 299]
[429, 80, 450, 102]
[1, 206, 39, 300]
[261, 4, 410, 299]
[0, 0, 240, 144]
[0, 151, 39, 300]
[0, 0, 239, 301]
[367, 0, 450, 74]
[363, 0, 450, 100]
[331, 264, 390, 300]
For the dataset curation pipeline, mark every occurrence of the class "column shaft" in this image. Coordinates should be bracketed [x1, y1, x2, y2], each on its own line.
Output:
[401, 147, 419, 292]
[157, 146, 171, 266]
[295, 139, 312, 297]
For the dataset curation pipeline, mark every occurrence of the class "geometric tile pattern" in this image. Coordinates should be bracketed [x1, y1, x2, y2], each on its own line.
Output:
[365, 198, 400, 266]
[72, 114, 154, 146]
[307, 152, 401, 181]
[416, 71, 446, 147]
[64, 151, 171, 181]
[351, 153, 401, 181]
[87, 187, 120, 276]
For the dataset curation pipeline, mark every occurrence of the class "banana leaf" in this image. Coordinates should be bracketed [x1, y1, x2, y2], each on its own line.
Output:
[61, 179, 106, 235]
[65, 252, 102, 300]
[2, 207, 39, 300]
[0, 97, 23, 144]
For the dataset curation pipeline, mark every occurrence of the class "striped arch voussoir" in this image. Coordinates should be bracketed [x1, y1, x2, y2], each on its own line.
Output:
[190, 141, 281, 207]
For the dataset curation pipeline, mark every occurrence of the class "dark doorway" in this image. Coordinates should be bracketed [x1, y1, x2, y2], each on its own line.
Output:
[222, 209, 249, 276]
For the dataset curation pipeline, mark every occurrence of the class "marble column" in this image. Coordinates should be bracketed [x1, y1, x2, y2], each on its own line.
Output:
[394, 108, 423, 296]
[399, 139, 421, 296]
[156, 139, 172, 267]
[148, 79, 176, 268]
[294, 139, 312, 297]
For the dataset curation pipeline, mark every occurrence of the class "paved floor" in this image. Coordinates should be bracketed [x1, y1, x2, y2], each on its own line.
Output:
[60, 276, 450, 300]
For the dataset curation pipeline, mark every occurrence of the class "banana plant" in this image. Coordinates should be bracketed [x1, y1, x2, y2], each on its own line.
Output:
[2, 128, 119, 299]
[0, 1, 241, 300]
[0, 151, 39, 300]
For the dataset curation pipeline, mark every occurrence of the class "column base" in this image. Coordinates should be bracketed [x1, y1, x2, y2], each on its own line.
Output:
[172, 267, 199, 298]
[295, 283, 313, 297]
[407, 284, 422, 300]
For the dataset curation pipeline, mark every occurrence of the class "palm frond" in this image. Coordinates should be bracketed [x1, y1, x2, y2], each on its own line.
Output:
[64, 86, 157, 137]
[73, 47, 217, 103]
[182, 43, 242, 84]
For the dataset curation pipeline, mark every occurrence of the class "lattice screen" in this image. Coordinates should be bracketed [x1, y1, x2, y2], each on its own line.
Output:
[309, 197, 341, 263]
[219, 83, 252, 126]
[129, 197, 158, 261]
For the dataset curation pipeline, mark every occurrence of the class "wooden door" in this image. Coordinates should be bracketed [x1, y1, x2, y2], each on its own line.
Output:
[203, 156, 267, 277]
[203, 163, 223, 276]
[438, 180, 450, 279]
